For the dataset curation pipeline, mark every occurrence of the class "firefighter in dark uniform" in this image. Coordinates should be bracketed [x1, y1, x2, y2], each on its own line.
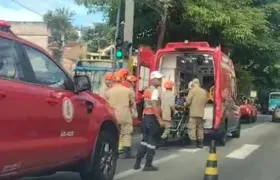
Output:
[133, 71, 165, 171]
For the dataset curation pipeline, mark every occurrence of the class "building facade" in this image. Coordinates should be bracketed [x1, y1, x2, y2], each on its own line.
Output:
[9, 21, 48, 50]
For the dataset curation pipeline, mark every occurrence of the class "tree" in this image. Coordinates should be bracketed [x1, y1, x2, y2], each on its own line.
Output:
[44, 8, 78, 62]
[75, 0, 176, 48]
[76, 0, 280, 89]
[180, 0, 280, 88]
[81, 23, 115, 52]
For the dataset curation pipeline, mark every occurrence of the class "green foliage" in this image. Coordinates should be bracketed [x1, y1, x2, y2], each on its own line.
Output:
[75, 0, 280, 89]
[81, 23, 115, 52]
[44, 8, 78, 43]
[236, 67, 255, 95]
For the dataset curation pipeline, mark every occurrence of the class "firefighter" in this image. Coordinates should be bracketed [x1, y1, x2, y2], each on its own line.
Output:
[124, 75, 138, 119]
[124, 75, 137, 89]
[160, 80, 176, 144]
[99, 72, 113, 98]
[118, 68, 129, 81]
[133, 71, 165, 171]
[185, 78, 208, 148]
[105, 71, 135, 158]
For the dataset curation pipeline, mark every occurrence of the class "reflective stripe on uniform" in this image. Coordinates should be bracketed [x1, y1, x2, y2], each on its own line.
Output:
[140, 141, 156, 149]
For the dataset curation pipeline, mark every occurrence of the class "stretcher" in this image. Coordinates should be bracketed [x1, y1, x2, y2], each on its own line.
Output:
[167, 98, 189, 144]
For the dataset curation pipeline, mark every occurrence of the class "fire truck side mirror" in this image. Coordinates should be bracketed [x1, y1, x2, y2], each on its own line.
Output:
[74, 75, 92, 93]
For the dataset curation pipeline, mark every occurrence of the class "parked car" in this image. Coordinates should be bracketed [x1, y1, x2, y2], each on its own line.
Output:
[239, 97, 258, 123]
[0, 20, 119, 180]
[272, 105, 280, 122]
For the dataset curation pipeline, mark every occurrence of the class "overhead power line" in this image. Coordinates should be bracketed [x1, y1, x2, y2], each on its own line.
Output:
[10, 0, 43, 16]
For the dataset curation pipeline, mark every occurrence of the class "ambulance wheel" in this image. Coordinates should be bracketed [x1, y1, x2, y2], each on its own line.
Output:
[80, 131, 118, 180]
[217, 122, 227, 146]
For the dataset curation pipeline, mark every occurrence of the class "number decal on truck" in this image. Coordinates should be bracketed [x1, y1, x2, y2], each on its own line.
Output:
[2, 162, 22, 174]
[60, 130, 75, 137]
[62, 97, 74, 123]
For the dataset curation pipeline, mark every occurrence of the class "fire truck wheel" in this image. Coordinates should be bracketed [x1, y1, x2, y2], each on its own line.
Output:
[80, 131, 118, 180]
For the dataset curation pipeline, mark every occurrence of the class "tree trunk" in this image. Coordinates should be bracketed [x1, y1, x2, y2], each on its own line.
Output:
[157, 4, 169, 49]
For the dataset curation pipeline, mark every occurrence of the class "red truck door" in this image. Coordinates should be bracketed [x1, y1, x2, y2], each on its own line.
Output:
[22, 44, 90, 164]
[0, 36, 49, 174]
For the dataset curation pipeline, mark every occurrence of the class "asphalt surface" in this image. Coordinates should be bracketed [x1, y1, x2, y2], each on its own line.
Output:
[23, 114, 278, 180]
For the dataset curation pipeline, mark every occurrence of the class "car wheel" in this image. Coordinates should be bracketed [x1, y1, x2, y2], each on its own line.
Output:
[272, 115, 276, 122]
[248, 116, 253, 123]
[231, 122, 241, 138]
[80, 131, 118, 180]
[253, 115, 257, 123]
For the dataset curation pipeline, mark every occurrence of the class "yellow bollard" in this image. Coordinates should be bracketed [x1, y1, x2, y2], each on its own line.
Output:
[203, 140, 218, 180]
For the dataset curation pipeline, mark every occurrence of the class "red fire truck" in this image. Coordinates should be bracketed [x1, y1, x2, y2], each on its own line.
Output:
[0, 20, 119, 180]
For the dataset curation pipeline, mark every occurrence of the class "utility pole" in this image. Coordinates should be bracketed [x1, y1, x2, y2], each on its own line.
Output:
[123, 0, 134, 69]
[113, 0, 122, 71]
[57, 32, 65, 64]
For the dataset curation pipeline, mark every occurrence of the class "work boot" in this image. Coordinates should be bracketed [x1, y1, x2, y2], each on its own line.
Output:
[197, 139, 204, 149]
[121, 147, 135, 159]
[188, 140, 197, 149]
[143, 159, 158, 171]
[133, 157, 142, 170]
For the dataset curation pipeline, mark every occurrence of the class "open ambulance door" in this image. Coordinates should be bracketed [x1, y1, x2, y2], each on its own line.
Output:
[135, 46, 155, 122]
[136, 46, 155, 94]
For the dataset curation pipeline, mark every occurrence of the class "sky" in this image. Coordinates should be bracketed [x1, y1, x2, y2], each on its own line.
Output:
[0, 0, 105, 26]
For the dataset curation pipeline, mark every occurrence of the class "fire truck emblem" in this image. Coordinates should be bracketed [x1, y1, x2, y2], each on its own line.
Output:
[62, 97, 74, 123]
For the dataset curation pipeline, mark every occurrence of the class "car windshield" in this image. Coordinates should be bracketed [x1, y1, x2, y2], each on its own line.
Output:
[270, 94, 280, 99]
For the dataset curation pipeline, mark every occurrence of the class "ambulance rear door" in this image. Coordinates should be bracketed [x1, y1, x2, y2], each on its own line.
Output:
[136, 46, 155, 93]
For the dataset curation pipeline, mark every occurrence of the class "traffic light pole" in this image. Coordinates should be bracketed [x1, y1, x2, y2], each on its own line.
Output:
[123, 0, 134, 69]
[113, 0, 122, 72]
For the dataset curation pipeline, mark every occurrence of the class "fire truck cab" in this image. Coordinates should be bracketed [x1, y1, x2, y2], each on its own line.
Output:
[136, 41, 241, 145]
[0, 20, 119, 180]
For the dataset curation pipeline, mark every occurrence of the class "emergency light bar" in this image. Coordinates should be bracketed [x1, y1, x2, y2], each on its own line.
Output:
[0, 20, 14, 35]
[0, 20, 11, 28]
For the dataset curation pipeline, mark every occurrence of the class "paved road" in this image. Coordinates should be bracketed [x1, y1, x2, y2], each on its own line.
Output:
[23, 114, 276, 180]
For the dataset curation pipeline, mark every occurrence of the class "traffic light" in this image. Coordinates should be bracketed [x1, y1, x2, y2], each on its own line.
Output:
[115, 37, 123, 60]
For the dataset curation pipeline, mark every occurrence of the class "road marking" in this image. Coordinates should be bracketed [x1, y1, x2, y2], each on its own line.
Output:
[114, 154, 179, 180]
[226, 144, 260, 159]
[115, 121, 268, 179]
[179, 147, 206, 153]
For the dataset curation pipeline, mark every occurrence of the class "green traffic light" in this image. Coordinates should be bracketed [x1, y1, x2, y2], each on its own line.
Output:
[116, 50, 123, 58]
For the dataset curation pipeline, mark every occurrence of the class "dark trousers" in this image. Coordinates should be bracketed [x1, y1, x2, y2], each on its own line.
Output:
[136, 114, 160, 161]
